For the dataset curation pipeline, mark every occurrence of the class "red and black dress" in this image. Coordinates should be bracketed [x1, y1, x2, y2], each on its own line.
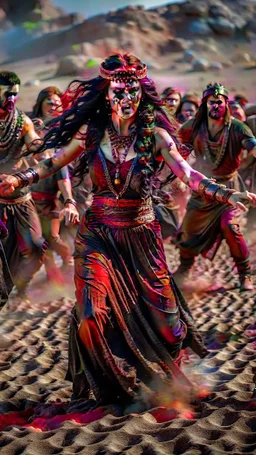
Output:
[67, 147, 207, 404]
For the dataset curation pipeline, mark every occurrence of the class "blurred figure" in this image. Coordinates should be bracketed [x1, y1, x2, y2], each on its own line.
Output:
[245, 105, 256, 136]
[31, 86, 63, 127]
[30, 87, 78, 281]
[176, 93, 200, 124]
[31, 149, 79, 281]
[234, 93, 248, 109]
[0, 71, 47, 301]
[161, 87, 181, 116]
[229, 101, 246, 122]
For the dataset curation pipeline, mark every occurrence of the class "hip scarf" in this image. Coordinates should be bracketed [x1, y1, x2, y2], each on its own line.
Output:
[86, 196, 155, 228]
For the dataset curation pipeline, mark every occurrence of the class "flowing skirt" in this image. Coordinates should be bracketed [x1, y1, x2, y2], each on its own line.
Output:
[66, 213, 207, 403]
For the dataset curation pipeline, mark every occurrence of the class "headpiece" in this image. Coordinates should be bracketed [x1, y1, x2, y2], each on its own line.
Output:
[202, 83, 229, 101]
[99, 63, 148, 82]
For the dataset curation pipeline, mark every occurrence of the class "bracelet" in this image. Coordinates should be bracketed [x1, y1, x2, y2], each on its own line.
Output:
[198, 178, 236, 205]
[13, 168, 40, 188]
[64, 198, 77, 208]
[28, 167, 40, 184]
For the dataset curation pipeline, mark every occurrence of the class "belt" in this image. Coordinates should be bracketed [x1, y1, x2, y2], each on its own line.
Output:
[86, 196, 155, 227]
[0, 192, 32, 205]
[32, 192, 57, 201]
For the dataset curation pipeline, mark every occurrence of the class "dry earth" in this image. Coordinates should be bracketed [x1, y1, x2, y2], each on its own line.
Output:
[0, 238, 256, 455]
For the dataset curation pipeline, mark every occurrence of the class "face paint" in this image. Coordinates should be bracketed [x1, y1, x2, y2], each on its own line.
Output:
[0, 84, 19, 113]
[107, 79, 142, 119]
[41, 94, 63, 120]
[207, 95, 226, 120]
[165, 93, 180, 114]
[180, 102, 197, 120]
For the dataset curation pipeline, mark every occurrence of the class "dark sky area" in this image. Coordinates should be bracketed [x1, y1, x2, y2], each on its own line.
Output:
[52, 0, 182, 17]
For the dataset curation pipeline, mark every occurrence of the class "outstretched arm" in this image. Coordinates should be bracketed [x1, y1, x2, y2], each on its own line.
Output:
[155, 127, 256, 210]
[0, 134, 85, 196]
[156, 127, 205, 191]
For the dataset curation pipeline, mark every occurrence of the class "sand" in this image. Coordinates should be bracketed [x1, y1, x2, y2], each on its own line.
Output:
[0, 239, 256, 455]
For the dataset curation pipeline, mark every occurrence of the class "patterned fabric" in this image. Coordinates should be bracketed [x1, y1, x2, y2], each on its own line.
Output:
[177, 118, 252, 262]
[66, 149, 207, 403]
[0, 200, 46, 293]
[179, 117, 256, 178]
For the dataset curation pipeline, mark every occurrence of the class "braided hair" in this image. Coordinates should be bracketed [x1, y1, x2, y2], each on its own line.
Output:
[33, 53, 182, 200]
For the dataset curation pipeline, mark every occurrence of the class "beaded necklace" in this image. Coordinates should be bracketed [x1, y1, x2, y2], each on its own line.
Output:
[0, 109, 25, 164]
[202, 121, 230, 169]
[0, 109, 14, 131]
[98, 147, 137, 200]
[107, 123, 136, 186]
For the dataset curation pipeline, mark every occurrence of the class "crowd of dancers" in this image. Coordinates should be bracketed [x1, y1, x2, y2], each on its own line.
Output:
[0, 54, 256, 407]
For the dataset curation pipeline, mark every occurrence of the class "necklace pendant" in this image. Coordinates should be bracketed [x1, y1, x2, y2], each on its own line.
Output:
[114, 178, 121, 185]
[114, 168, 121, 186]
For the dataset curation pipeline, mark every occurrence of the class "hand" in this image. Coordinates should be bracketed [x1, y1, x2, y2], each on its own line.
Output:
[228, 190, 256, 212]
[60, 204, 80, 226]
[0, 174, 19, 197]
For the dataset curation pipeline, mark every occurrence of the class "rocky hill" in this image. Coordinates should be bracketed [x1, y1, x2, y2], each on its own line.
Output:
[0, 0, 256, 86]
[0, 0, 255, 75]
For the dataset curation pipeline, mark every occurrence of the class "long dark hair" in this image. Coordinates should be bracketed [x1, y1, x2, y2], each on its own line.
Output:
[34, 54, 181, 199]
[190, 96, 231, 141]
[31, 86, 62, 119]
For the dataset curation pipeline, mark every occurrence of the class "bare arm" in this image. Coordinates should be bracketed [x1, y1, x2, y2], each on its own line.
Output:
[33, 138, 84, 180]
[23, 115, 42, 148]
[57, 178, 73, 201]
[155, 127, 256, 210]
[0, 126, 86, 196]
[58, 177, 80, 225]
[156, 127, 205, 191]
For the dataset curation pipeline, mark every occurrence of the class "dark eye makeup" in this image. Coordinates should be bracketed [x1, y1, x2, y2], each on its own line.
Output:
[6, 92, 18, 97]
[208, 100, 223, 105]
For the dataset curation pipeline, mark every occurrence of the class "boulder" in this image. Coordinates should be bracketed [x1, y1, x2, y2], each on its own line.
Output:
[192, 39, 217, 53]
[183, 49, 197, 63]
[24, 79, 41, 87]
[232, 51, 253, 63]
[209, 3, 233, 19]
[209, 62, 223, 71]
[189, 19, 212, 36]
[192, 58, 209, 71]
[182, 2, 207, 17]
[208, 18, 235, 36]
[160, 37, 189, 53]
[222, 60, 233, 68]
[55, 55, 88, 76]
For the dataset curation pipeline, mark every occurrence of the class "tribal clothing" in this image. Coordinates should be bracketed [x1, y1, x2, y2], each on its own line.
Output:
[176, 118, 256, 273]
[0, 112, 46, 294]
[0, 196, 45, 293]
[31, 167, 71, 263]
[66, 148, 207, 402]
